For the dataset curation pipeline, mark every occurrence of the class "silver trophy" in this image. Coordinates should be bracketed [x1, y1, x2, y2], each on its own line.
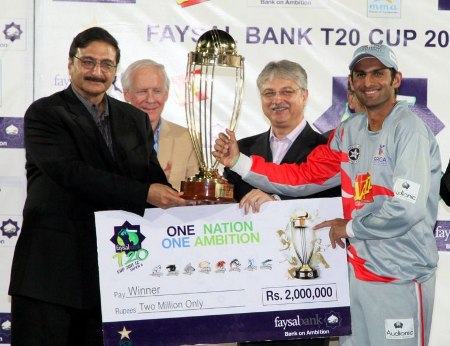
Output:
[180, 29, 244, 204]
[290, 211, 319, 279]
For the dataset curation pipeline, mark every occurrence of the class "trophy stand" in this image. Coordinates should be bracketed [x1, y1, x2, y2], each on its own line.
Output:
[290, 212, 319, 279]
[180, 168, 234, 204]
[180, 29, 244, 204]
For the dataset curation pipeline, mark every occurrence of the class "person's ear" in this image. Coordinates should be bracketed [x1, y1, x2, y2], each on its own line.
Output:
[391, 71, 402, 89]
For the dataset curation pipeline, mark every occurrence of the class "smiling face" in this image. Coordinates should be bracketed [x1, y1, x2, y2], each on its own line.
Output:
[123, 66, 169, 129]
[350, 57, 401, 113]
[260, 77, 308, 137]
[68, 40, 117, 105]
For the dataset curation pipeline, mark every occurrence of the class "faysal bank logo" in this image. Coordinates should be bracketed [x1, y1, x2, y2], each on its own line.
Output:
[110, 221, 146, 253]
[0, 117, 25, 148]
[2, 22, 22, 42]
[273, 311, 342, 338]
[434, 220, 450, 251]
[1, 219, 20, 239]
[0, 313, 11, 344]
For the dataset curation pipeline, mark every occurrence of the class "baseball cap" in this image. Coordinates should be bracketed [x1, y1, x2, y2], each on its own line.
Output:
[349, 44, 398, 71]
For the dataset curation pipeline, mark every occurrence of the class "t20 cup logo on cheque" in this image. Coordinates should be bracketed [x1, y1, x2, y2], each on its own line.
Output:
[110, 221, 146, 254]
[277, 209, 331, 280]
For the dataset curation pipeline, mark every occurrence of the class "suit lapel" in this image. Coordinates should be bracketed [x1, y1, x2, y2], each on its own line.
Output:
[251, 130, 272, 161]
[108, 97, 136, 175]
[64, 87, 114, 165]
[281, 122, 315, 164]
[157, 120, 172, 168]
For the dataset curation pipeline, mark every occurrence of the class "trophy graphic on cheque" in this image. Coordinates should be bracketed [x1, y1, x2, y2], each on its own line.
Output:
[180, 29, 244, 204]
[290, 210, 319, 279]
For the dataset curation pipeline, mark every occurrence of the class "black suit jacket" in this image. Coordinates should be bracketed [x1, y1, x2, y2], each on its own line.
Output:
[224, 122, 341, 201]
[9, 86, 169, 309]
[440, 159, 450, 205]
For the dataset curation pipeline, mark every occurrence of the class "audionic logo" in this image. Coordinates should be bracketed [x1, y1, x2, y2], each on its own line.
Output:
[393, 178, 420, 204]
[385, 318, 414, 340]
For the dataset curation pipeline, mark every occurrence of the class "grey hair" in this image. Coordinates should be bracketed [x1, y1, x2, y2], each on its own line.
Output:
[256, 60, 307, 91]
[121, 59, 170, 91]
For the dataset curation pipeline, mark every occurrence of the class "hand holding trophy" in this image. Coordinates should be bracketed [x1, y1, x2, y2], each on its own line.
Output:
[180, 29, 244, 204]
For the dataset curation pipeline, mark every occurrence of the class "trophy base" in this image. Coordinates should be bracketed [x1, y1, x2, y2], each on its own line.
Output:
[181, 168, 236, 205]
[180, 180, 235, 205]
[295, 265, 318, 280]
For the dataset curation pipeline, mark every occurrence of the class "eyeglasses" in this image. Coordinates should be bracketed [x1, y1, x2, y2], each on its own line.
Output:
[261, 87, 303, 101]
[74, 56, 117, 73]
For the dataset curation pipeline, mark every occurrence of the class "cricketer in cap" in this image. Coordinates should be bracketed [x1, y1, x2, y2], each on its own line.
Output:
[213, 43, 440, 346]
[349, 43, 398, 71]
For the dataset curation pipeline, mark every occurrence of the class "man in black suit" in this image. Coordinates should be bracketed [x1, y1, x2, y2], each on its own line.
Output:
[225, 60, 340, 209]
[225, 60, 339, 346]
[8, 27, 187, 346]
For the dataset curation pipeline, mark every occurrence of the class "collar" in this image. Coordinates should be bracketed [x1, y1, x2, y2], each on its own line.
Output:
[71, 85, 109, 119]
[154, 118, 162, 140]
[269, 118, 306, 143]
[153, 118, 162, 153]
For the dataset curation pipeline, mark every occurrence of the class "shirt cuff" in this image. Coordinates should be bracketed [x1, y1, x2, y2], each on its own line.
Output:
[271, 194, 281, 201]
[231, 153, 252, 177]
[346, 219, 355, 238]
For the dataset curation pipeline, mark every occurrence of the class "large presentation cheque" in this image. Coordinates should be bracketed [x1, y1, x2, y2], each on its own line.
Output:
[95, 197, 351, 345]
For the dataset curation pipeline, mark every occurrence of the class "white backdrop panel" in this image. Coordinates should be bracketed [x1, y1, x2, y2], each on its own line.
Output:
[0, 0, 449, 345]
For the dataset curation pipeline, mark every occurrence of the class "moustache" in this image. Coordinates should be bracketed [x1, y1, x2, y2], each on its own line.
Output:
[84, 76, 107, 83]
[270, 103, 289, 111]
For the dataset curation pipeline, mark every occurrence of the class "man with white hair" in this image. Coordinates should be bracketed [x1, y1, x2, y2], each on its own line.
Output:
[122, 59, 199, 190]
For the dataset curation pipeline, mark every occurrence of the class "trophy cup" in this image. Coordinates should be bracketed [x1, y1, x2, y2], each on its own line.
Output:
[180, 29, 244, 204]
[290, 211, 319, 279]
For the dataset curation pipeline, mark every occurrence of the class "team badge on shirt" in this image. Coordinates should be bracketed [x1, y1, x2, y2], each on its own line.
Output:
[348, 144, 360, 163]
[373, 144, 388, 166]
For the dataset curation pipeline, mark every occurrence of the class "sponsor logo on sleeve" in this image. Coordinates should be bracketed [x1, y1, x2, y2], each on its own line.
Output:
[393, 178, 420, 204]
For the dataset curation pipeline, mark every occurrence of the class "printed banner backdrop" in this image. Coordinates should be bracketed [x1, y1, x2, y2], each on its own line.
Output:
[1, 0, 450, 345]
[0, 0, 32, 344]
